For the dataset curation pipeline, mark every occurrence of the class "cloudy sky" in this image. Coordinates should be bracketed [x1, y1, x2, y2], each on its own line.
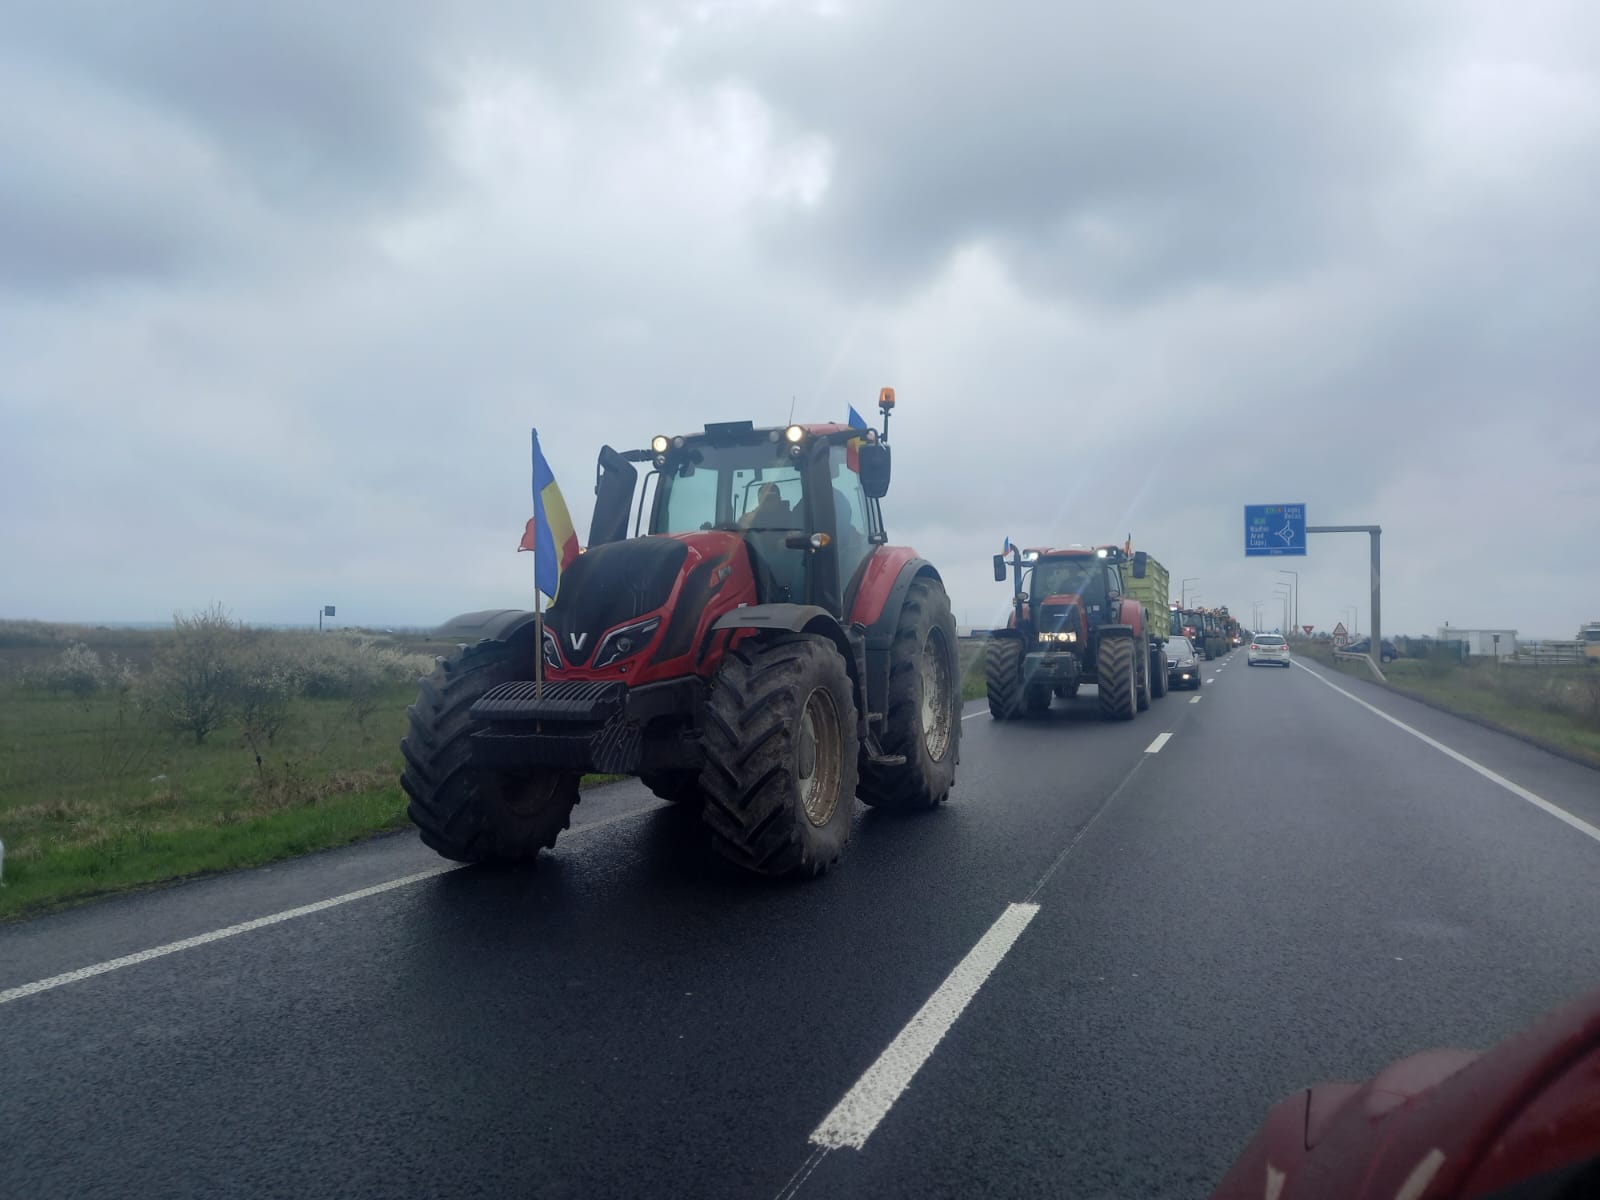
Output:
[3, 0, 1597, 638]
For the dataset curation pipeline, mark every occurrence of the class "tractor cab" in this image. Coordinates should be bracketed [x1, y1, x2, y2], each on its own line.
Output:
[588, 398, 894, 619]
[1027, 547, 1127, 638]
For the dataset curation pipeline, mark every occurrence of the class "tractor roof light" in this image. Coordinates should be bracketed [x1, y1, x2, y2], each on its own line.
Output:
[1021, 550, 1040, 563]
[1096, 548, 1109, 558]
[784, 425, 805, 444]
[651, 435, 670, 454]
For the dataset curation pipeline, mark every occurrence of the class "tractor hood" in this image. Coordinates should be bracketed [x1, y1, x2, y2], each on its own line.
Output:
[543, 532, 755, 681]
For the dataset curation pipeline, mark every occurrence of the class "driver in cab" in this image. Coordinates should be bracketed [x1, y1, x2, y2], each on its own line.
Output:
[739, 483, 798, 531]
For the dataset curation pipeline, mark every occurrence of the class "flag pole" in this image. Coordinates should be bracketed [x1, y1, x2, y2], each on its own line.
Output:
[533, 429, 545, 706]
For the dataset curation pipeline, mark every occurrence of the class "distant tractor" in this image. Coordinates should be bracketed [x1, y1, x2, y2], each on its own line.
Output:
[1171, 607, 1220, 660]
[986, 543, 1157, 722]
[401, 390, 961, 879]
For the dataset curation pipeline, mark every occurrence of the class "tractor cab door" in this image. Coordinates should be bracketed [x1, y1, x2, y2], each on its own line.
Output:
[1077, 564, 1113, 630]
[729, 465, 810, 605]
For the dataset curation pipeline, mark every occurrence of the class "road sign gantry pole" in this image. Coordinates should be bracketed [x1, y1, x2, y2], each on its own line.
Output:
[1309, 525, 1382, 677]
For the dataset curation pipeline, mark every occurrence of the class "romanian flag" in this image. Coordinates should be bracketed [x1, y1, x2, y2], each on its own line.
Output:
[845, 404, 868, 472]
[518, 429, 580, 602]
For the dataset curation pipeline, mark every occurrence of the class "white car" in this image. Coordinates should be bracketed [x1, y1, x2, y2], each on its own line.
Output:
[1247, 634, 1291, 667]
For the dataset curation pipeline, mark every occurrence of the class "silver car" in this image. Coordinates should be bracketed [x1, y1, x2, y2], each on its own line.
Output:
[1247, 634, 1291, 667]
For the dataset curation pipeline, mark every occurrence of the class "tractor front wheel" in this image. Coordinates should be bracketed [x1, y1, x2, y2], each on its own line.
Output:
[986, 637, 1024, 720]
[860, 577, 961, 810]
[699, 634, 859, 877]
[401, 638, 580, 862]
[1097, 635, 1137, 722]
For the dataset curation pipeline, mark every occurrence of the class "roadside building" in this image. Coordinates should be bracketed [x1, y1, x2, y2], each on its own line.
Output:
[1437, 625, 1518, 659]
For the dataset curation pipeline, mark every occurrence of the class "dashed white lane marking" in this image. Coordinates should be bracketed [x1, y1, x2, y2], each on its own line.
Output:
[1296, 662, 1600, 846]
[1189, 695, 1203, 704]
[0, 865, 462, 1006]
[809, 901, 1040, 1151]
[1206, 677, 1216, 683]
[1144, 732, 1173, 754]
[0, 803, 668, 1007]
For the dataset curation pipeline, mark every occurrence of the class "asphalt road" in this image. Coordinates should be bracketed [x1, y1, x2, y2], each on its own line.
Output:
[4, 651, 1600, 1199]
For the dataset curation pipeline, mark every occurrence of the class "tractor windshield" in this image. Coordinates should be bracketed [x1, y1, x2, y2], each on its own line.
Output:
[652, 440, 805, 535]
[1031, 557, 1099, 601]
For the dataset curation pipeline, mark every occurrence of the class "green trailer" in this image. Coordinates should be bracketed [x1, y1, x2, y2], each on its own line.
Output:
[1124, 549, 1171, 692]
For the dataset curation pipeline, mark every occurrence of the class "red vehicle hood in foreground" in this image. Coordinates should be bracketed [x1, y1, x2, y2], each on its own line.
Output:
[1211, 986, 1600, 1198]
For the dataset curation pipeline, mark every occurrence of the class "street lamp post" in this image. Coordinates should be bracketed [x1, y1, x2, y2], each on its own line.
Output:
[1278, 569, 1298, 632]
[1274, 588, 1291, 634]
[1181, 578, 1199, 607]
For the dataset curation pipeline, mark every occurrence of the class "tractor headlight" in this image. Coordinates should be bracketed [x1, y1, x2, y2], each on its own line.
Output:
[784, 424, 805, 444]
[1038, 630, 1077, 644]
[651, 435, 670, 454]
[592, 616, 662, 670]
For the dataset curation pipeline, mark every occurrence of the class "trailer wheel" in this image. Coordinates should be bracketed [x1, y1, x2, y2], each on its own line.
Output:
[1151, 648, 1169, 699]
[401, 639, 580, 863]
[1097, 634, 1137, 722]
[986, 637, 1024, 721]
[1136, 645, 1151, 712]
[860, 576, 961, 810]
[699, 634, 859, 877]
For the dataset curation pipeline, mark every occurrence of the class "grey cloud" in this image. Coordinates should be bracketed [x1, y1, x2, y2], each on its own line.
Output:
[2, 1, 1598, 640]
[680, 0, 1429, 302]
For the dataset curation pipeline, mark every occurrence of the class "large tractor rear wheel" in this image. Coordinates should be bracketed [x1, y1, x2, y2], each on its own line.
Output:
[1097, 634, 1137, 722]
[986, 637, 1024, 720]
[1151, 648, 1169, 699]
[401, 639, 580, 862]
[699, 634, 859, 877]
[860, 577, 960, 810]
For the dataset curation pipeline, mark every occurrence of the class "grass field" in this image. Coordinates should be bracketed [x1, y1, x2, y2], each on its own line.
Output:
[0, 684, 419, 917]
[959, 637, 988, 701]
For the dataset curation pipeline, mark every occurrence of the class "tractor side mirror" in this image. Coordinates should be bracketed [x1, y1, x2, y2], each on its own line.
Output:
[859, 443, 891, 499]
[588, 445, 638, 547]
[993, 554, 1008, 583]
[1132, 551, 1148, 579]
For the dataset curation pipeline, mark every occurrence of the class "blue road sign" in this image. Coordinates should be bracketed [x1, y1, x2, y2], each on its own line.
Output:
[1245, 504, 1306, 557]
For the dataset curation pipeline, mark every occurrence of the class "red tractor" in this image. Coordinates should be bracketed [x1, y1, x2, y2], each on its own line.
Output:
[986, 543, 1156, 721]
[401, 390, 961, 879]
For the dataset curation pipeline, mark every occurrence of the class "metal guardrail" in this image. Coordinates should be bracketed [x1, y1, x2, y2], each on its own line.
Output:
[1513, 642, 1587, 666]
[1332, 648, 1388, 682]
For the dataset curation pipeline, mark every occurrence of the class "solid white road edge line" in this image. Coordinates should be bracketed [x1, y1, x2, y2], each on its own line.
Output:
[0, 803, 667, 1007]
[1295, 662, 1600, 846]
[961, 710, 986, 720]
[809, 901, 1040, 1151]
[1145, 732, 1173, 754]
